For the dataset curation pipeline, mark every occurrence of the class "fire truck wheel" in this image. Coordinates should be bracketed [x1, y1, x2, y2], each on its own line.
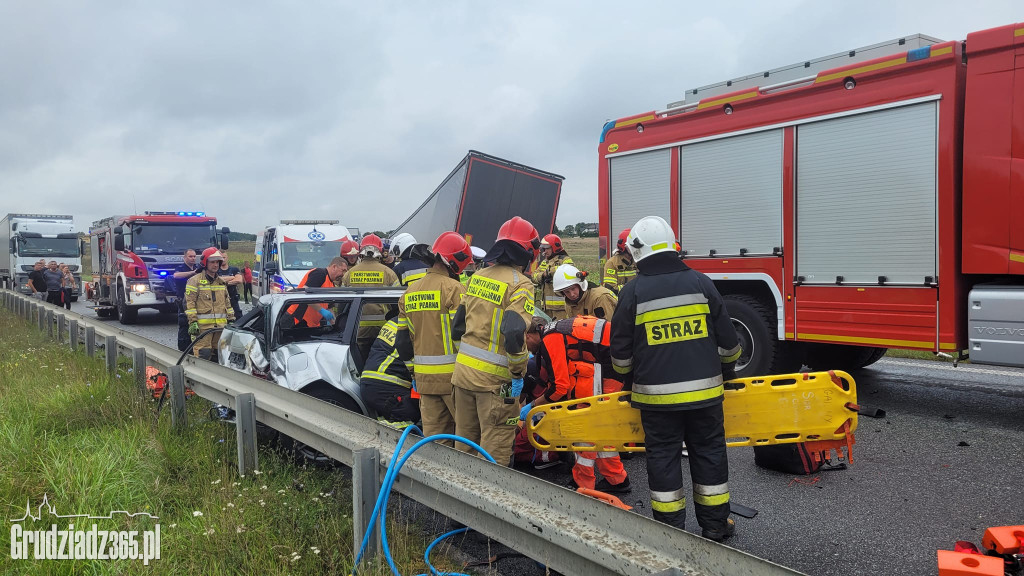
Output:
[116, 287, 137, 325]
[97, 308, 112, 318]
[722, 294, 775, 378]
[805, 344, 885, 371]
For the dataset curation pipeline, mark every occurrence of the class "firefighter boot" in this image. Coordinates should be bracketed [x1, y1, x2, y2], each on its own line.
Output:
[702, 518, 735, 543]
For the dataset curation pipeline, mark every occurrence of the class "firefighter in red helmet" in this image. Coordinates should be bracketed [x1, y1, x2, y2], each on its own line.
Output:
[602, 228, 636, 293]
[532, 233, 573, 319]
[184, 247, 235, 361]
[339, 238, 361, 268]
[451, 216, 539, 466]
[341, 234, 400, 359]
[394, 231, 472, 443]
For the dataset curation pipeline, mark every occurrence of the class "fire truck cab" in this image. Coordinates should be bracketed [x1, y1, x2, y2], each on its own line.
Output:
[598, 22, 1024, 376]
[88, 211, 229, 324]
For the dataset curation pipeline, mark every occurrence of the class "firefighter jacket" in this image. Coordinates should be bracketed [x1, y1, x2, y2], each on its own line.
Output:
[362, 319, 414, 389]
[537, 316, 623, 403]
[609, 254, 741, 411]
[341, 258, 400, 287]
[532, 253, 573, 318]
[452, 264, 535, 392]
[396, 267, 466, 396]
[286, 267, 333, 327]
[184, 272, 235, 328]
[394, 259, 428, 287]
[602, 252, 636, 293]
[565, 284, 618, 319]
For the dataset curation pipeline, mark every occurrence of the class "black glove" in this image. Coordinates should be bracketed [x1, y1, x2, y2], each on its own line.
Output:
[721, 362, 737, 383]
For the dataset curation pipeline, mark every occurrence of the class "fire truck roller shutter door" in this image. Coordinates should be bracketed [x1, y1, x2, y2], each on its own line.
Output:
[681, 130, 783, 257]
[796, 102, 937, 285]
[609, 149, 672, 245]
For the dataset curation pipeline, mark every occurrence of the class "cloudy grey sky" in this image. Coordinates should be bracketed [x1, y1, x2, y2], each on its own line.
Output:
[0, 1, 1019, 235]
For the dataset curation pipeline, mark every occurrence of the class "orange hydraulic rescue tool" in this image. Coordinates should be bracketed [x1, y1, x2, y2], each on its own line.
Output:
[937, 525, 1023, 576]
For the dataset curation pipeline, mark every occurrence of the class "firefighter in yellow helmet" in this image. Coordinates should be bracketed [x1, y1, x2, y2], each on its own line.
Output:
[184, 247, 235, 361]
[532, 233, 573, 319]
[451, 217, 539, 466]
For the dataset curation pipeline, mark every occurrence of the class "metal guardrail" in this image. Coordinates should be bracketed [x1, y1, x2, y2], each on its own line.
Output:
[0, 288, 802, 576]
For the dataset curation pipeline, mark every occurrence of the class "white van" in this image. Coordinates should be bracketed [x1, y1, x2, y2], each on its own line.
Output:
[253, 220, 354, 296]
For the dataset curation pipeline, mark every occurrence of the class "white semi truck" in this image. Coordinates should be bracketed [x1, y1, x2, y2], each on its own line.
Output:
[0, 213, 82, 298]
[253, 220, 354, 296]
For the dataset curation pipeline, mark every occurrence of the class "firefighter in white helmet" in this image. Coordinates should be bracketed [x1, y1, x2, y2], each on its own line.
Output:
[552, 263, 618, 320]
[609, 215, 741, 542]
[390, 233, 429, 287]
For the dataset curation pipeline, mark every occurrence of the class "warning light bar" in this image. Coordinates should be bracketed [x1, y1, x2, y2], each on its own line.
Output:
[143, 211, 207, 217]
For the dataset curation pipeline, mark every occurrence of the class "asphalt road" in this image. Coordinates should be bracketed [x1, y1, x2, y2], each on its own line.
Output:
[68, 300, 1024, 576]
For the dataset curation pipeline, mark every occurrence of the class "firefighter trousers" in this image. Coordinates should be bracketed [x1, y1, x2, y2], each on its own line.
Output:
[640, 403, 730, 532]
[419, 389, 457, 448]
[573, 449, 627, 490]
[360, 380, 420, 424]
[453, 387, 519, 467]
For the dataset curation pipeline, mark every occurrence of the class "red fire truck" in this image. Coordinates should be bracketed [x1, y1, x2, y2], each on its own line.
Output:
[88, 212, 229, 324]
[598, 22, 1024, 377]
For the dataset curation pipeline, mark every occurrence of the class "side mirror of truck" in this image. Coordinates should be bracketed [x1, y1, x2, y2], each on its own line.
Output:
[79, 240, 86, 257]
[264, 261, 279, 275]
[8, 239, 15, 253]
[220, 227, 231, 250]
[114, 233, 125, 252]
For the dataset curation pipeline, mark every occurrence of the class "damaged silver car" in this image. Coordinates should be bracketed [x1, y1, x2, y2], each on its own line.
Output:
[217, 287, 405, 417]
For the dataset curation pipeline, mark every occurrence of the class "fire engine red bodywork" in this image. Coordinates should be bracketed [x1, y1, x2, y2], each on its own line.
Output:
[598, 23, 1024, 354]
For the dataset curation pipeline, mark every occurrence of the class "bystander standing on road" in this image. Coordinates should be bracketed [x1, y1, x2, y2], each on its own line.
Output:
[173, 249, 201, 351]
[27, 261, 46, 300]
[219, 250, 244, 319]
[43, 261, 64, 306]
[242, 261, 253, 303]
[59, 264, 75, 310]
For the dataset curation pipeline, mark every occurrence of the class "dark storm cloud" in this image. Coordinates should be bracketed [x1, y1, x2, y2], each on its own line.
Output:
[0, 0, 1019, 237]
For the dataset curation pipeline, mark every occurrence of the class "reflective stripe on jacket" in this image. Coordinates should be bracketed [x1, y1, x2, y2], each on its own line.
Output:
[453, 264, 535, 392]
[361, 319, 414, 388]
[602, 252, 636, 293]
[396, 267, 465, 396]
[532, 253, 572, 317]
[184, 273, 234, 327]
[394, 259, 428, 287]
[609, 258, 740, 411]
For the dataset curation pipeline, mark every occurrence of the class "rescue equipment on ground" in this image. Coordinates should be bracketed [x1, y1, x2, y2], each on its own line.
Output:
[937, 525, 1023, 576]
[145, 366, 194, 399]
[526, 370, 858, 465]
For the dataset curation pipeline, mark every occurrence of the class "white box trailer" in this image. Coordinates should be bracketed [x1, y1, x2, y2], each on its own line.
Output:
[0, 213, 82, 297]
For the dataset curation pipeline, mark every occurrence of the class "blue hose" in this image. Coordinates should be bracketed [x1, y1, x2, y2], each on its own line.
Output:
[352, 428, 496, 576]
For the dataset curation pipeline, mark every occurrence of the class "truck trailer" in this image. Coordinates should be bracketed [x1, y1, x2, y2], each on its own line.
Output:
[0, 214, 82, 298]
[392, 150, 564, 249]
[252, 220, 354, 296]
[597, 22, 1024, 376]
[88, 212, 229, 324]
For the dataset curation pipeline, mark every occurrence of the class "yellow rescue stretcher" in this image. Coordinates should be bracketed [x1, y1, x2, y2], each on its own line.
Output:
[526, 370, 859, 463]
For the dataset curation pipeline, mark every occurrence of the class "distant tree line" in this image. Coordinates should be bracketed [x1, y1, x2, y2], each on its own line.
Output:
[228, 231, 257, 241]
[554, 222, 598, 238]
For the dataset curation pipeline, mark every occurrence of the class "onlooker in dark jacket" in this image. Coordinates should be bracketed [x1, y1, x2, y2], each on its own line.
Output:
[28, 261, 47, 300]
[173, 249, 201, 351]
[219, 251, 244, 320]
[43, 261, 64, 306]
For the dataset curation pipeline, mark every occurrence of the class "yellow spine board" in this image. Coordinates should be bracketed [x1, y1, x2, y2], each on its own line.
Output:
[527, 370, 858, 454]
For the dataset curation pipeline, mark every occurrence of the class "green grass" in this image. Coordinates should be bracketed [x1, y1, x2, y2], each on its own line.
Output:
[561, 237, 600, 279]
[223, 241, 257, 270]
[0, 311, 453, 575]
[884, 348, 962, 363]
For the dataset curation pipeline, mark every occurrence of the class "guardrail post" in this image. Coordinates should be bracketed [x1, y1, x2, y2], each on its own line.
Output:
[46, 310, 54, 338]
[85, 327, 96, 358]
[104, 335, 117, 374]
[168, 365, 187, 431]
[352, 447, 381, 560]
[132, 348, 147, 391]
[57, 314, 66, 343]
[37, 304, 45, 331]
[69, 320, 79, 352]
[235, 393, 258, 477]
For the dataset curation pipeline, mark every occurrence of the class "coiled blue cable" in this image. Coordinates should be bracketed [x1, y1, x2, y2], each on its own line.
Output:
[352, 426, 496, 576]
